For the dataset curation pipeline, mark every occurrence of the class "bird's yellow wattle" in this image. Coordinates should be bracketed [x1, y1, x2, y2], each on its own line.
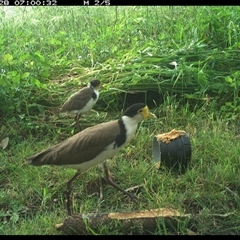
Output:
[142, 106, 157, 120]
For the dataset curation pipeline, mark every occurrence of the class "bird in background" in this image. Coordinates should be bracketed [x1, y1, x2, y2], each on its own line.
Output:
[26, 103, 157, 216]
[60, 79, 101, 131]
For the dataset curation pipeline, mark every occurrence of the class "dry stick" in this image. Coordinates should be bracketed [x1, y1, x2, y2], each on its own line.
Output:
[200, 212, 236, 218]
[125, 184, 144, 192]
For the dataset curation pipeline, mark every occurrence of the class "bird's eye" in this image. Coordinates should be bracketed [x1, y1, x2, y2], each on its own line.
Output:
[139, 109, 143, 113]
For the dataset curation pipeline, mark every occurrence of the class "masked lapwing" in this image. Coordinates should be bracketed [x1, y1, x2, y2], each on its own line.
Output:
[26, 103, 156, 215]
[60, 79, 101, 131]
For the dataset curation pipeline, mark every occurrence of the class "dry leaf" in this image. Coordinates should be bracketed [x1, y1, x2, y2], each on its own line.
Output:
[0, 137, 9, 150]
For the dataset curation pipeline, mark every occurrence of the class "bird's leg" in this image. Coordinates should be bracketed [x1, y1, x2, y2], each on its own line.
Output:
[75, 114, 82, 132]
[97, 164, 104, 201]
[102, 161, 138, 202]
[66, 171, 81, 216]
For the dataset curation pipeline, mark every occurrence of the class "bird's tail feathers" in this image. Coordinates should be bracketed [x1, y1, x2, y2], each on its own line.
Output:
[25, 149, 52, 166]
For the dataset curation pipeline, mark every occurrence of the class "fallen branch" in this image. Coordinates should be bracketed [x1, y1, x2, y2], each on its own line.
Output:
[56, 208, 190, 235]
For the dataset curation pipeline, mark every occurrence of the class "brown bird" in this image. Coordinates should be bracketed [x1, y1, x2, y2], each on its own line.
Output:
[26, 103, 156, 215]
[60, 79, 101, 131]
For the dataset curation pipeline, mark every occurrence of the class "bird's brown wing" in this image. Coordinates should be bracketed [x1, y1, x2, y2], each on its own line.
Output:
[61, 87, 94, 112]
[26, 120, 120, 166]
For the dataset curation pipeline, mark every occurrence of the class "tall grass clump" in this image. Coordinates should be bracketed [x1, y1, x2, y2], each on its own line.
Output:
[0, 6, 240, 234]
[1, 6, 240, 123]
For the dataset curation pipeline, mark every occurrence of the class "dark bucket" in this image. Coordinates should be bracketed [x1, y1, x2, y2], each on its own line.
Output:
[152, 130, 192, 174]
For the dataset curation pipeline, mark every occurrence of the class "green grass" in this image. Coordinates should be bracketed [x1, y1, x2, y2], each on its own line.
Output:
[0, 6, 240, 235]
[1, 6, 240, 118]
[1, 103, 240, 235]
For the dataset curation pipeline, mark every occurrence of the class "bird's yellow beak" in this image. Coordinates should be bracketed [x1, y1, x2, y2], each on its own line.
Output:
[142, 106, 157, 120]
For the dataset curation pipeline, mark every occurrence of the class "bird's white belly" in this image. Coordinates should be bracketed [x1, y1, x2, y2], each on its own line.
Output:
[71, 90, 99, 115]
[62, 142, 123, 172]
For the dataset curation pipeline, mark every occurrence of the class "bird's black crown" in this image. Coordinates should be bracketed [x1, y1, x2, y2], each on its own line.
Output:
[90, 79, 101, 88]
[123, 103, 146, 117]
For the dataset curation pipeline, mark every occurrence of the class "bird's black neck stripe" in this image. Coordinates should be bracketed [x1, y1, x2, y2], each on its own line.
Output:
[114, 119, 126, 148]
[92, 91, 97, 100]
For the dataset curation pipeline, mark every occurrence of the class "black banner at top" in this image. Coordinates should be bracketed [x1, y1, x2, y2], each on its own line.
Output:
[1, 0, 153, 6]
[2, 0, 238, 6]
